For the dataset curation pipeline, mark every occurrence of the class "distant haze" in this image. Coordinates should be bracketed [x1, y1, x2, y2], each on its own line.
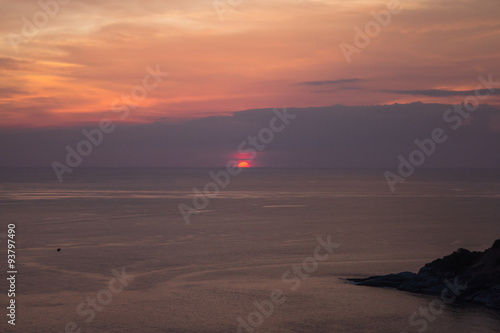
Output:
[1, 103, 499, 169]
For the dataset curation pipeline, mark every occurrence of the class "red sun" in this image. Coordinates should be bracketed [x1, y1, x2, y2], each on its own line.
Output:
[237, 161, 250, 168]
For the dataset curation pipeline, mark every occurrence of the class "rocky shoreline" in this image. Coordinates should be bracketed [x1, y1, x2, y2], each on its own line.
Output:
[348, 240, 500, 309]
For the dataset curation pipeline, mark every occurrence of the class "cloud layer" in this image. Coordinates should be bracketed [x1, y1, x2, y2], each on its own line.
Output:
[1, 103, 499, 171]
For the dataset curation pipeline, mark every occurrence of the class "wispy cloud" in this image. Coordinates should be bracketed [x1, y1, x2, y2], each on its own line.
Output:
[0, 87, 26, 98]
[0, 57, 31, 70]
[298, 79, 362, 86]
[386, 89, 500, 97]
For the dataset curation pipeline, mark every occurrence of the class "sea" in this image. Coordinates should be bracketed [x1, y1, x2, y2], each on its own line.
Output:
[0, 168, 499, 333]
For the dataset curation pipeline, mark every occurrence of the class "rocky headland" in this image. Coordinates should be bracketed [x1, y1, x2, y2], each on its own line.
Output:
[348, 240, 500, 309]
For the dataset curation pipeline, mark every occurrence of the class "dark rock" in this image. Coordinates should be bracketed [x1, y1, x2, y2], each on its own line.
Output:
[350, 272, 416, 288]
[347, 240, 500, 310]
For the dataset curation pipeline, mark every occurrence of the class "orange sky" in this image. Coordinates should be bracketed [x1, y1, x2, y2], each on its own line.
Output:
[1, 0, 499, 128]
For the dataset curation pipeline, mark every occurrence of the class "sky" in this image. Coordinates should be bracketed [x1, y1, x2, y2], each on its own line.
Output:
[1, 0, 500, 129]
[1, 0, 500, 172]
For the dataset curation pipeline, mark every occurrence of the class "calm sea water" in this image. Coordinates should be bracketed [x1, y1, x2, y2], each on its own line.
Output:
[1, 168, 500, 333]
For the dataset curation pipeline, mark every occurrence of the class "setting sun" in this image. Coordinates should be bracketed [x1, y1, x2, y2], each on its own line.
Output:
[237, 161, 250, 168]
